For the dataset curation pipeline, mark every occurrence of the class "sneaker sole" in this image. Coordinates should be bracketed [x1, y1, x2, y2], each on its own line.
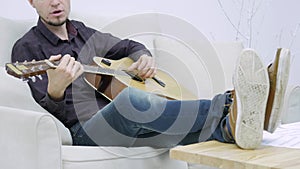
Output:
[266, 49, 291, 133]
[233, 49, 269, 149]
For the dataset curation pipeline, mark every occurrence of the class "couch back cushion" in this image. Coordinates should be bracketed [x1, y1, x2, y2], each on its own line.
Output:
[0, 17, 35, 67]
[0, 67, 44, 111]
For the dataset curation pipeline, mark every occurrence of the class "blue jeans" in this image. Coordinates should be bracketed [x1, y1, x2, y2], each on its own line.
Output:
[70, 87, 234, 148]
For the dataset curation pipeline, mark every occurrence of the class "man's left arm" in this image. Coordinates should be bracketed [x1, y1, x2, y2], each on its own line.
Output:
[90, 30, 155, 78]
[104, 37, 156, 78]
[123, 39, 156, 79]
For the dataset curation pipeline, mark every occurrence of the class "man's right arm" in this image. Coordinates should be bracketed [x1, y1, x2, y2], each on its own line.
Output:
[11, 41, 81, 124]
[46, 54, 84, 101]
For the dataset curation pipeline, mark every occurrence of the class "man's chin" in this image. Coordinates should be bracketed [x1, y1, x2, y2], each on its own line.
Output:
[47, 20, 67, 26]
[42, 17, 67, 27]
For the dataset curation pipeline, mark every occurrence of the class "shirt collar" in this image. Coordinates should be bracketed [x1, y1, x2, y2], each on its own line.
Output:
[37, 18, 78, 45]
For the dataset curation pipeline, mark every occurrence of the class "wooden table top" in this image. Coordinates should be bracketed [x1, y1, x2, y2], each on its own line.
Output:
[170, 141, 300, 169]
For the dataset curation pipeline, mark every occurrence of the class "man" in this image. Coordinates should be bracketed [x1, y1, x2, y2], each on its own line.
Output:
[11, 0, 290, 149]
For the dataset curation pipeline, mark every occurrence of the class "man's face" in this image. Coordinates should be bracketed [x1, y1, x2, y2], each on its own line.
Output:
[29, 0, 70, 26]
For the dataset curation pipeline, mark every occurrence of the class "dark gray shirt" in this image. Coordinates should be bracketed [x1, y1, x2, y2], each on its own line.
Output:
[11, 18, 152, 128]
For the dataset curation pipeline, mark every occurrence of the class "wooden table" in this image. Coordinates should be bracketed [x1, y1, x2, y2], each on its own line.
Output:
[170, 141, 300, 169]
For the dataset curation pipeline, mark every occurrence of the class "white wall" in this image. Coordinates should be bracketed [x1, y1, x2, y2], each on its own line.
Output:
[1, 0, 299, 85]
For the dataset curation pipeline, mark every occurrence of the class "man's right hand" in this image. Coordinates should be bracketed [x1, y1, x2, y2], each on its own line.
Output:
[46, 54, 84, 101]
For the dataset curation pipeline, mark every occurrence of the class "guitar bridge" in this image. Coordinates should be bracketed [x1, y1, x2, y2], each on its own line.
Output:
[123, 70, 166, 87]
[124, 71, 144, 83]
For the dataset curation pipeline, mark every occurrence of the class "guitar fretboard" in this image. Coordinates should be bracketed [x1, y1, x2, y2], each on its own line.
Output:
[83, 65, 129, 77]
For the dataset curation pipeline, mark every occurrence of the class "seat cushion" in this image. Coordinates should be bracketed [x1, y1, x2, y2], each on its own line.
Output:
[62, 146, 188, 169]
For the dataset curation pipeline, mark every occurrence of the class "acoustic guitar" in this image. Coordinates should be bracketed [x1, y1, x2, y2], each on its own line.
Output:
[6, 57, 197, 100]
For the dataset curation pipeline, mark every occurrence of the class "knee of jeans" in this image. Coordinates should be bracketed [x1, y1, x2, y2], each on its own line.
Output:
[112, 87, 145, 112]
[115, 87, 167, 112]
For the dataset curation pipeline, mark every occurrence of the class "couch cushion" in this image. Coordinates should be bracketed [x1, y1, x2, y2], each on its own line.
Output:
[0, 67, 44, 111]
[0, 17, 35, 67]
[62, 146, 187, 169]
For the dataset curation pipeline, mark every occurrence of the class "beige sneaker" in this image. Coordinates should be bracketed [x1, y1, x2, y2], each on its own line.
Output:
[229, 49, 270, 149]
[264, 48, 291, 133]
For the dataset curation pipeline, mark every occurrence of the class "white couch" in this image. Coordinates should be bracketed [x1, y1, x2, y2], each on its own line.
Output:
[1, 13, 299, 169]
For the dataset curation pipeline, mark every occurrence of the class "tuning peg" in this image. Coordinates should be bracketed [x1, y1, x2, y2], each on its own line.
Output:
[37, 75, 43, 80]
[29, 76, 36, 82]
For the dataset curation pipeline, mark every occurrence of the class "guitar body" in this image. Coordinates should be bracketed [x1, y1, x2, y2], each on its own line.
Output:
[84, 57, 198, 101]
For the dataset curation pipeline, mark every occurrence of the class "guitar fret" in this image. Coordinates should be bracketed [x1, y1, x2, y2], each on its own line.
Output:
[83, 65, 118, 76]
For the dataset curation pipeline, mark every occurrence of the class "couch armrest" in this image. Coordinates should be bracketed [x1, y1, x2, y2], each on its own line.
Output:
[0, 106, 62, 169]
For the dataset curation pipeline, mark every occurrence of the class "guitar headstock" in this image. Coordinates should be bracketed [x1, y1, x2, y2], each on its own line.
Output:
[5, 60, 57, 81]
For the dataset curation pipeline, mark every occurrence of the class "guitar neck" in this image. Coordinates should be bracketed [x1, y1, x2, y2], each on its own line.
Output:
[83, 65, 126, 76]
